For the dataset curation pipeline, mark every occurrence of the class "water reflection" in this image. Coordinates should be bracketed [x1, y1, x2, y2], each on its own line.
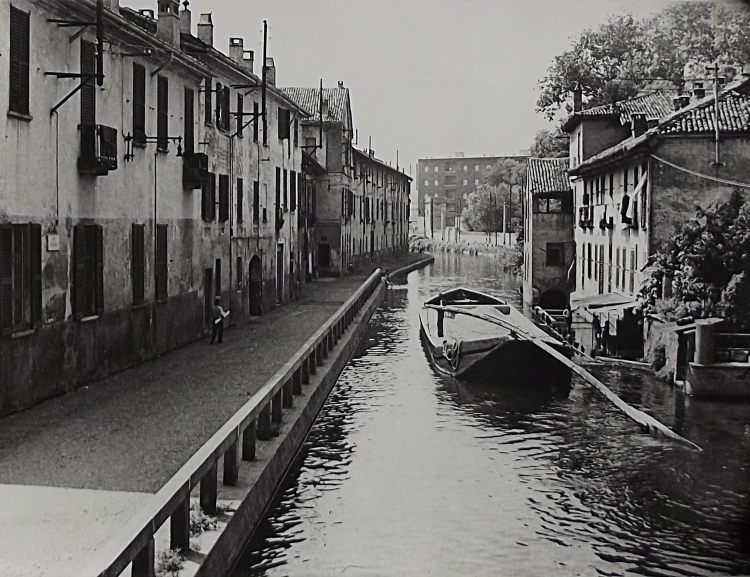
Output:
[232, 253, 750, 577]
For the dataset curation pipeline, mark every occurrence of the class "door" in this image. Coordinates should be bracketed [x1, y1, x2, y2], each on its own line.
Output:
[276, 244, 284, 304]
[370, 231, 375, 261]
[318, 243, 331, 269]
[204, 268, 213, 333]
[249, 256, 262, 316]
[598, 244, 604, 295]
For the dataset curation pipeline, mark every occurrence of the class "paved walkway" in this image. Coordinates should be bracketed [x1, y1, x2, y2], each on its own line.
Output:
[0, 253, 427, 577]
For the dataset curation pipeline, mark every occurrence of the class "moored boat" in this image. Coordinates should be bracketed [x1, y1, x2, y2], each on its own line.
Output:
[419, 287, 572, 389]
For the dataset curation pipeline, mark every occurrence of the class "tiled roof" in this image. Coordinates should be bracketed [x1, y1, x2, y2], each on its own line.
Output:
[564, 92, 675, 131]
[526, 158, 570, 194]
[660, 90, 750, 134]
[280, 87, 349, 123]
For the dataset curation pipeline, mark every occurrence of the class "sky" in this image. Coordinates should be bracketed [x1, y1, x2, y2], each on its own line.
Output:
[131, 0, 686, 175]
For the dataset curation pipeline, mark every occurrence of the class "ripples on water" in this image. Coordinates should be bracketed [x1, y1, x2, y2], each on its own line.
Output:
[232, 253, 750, 577]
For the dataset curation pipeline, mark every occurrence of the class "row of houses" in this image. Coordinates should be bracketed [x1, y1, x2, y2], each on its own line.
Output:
[0, 0, 411, 416]
[522, 70, 750, 356]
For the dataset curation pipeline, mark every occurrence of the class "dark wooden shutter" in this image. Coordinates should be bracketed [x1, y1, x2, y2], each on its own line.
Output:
[223, 87, 231, 130]
[156, 224, 168, 301]
[278, 109, 290, 140]
[253, 101, 259, 142]
[253, 181, 260, 223]
[184, 88, 194, 154]
[283, 169, 288, 210]
[30, 223, 42, 326]
[133, 63, 146, 145]
[204, 77, 212, 125]
[290, 171, 297, 212]
[9, 6, 30, 115]
[0, 225, 13, 335]
[237, 94, 244, 137]
[215, 83, 222, 127]
[219, 175, 229, 222]
[275, 167, 281, 211]
[95, 225, 104, 314]
[215, 259, 221, 297]
[81, 41, 96, 126]
[210, 173, 217, 221]
[73, 225, 86, 319]
[236, 178, 244, 223]
[132, 224, 145, 304]
[157, 76, 168, 151]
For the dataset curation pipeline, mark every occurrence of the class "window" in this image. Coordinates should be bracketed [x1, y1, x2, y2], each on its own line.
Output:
[236, 93, 244, 137]
[533, 195, 563, 213]
[424, 179, 429, 186]
[73, 223, 103, 319]
[184, 88, 194, 153]
[0, 223, 41, 334]
[475, 165, 479, 171]
[609, 173, 614, 197]
[222, 86, 230, 130]
[445, 175, 456, 185]
[253, 101, 259, 142]
[253, 181, 260, 223]
[131, 224, 145, 305]
[294, 119, 299, 147]
[608, 243, 613, 293]
[424, 166, 429, 173]
[81, 41, 96, 126]
[622, 248, 627, 288]
[283, 169, 288, 210]
[587, 243, 592, 279]
[155, 224, 168, 301]
[236, 178, 244, 224]
[434, 166, 438, 172]
[629, 250, 636, 293]
[463, 165, 467, 171]
[133, 64, 146, 146]
[275, 167, 281, 216]
[623, 167, 629, 193]
[157, 76, 168, 151]
[598, 244, 605, 295]
[546, 243, 564, 266]
[290, 170, 297, 212]
[474, 179, 479, 185]
[9, 6, 30, 116]
[463, 179, 467, 185]
[218, 174, 229, 222]
[615, 248, 620, 289]
[434, 179, 439, 186]
[204, 77, 212, 125]
[278, 108, 290, 140]
[215, 258, 221, 297]
[446, 163, 455, 172]
[201, 173, 216, 222]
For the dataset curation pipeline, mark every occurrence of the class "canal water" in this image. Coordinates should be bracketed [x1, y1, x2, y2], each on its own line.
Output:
[231, 253, 750, 577]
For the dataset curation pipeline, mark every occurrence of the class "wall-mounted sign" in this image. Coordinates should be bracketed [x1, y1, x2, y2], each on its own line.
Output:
[47, 234, 60, 252]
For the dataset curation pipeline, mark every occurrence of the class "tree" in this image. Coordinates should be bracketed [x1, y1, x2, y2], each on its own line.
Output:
[537, 4, 750, 121]
[461, 158, 526, 232]
[530, 129, 569, 158]
[640, 190, 750, 331]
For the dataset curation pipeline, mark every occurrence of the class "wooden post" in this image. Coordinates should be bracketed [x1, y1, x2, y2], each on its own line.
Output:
[242, 420, 256, 461]
[272, 390, 283, 423]
[283, 379, 293, 408]
[200, 463, 218, 515]
[301, 357, 310, 384]
[170, 495, 190, 553]
[257, 405, 271, 440]
[131, 537, 155, 577]
[309, 351, 317, 375]
[293, 368, 302, 395]
[695, 320, 716, 365]
[223, 438, 240, 486]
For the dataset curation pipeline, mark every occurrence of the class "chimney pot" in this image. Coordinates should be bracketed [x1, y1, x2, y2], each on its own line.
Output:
[179, 2, 191, 34]
[156, 0, 181, 46]
[229, 37, 243, 64]
[338, 80, 344, 89]
[631, 113, 647, 138]
[242, 50, 254, 74]
[139, 8, 155, 19]
[264, 57, 276, 87]
[197, 13, 214, 47]
[573, 84, 583, 113]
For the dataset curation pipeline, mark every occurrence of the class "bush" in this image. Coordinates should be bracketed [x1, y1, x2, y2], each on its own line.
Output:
[156, 549, 185, 577]
[190, 502, 218, 536]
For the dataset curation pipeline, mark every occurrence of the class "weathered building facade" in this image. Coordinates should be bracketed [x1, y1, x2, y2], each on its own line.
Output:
[522, 158, 574, 309]
[0, 0, 305, 415]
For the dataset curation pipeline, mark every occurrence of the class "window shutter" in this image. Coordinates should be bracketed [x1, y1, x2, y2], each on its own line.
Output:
[236, 178, 244, 223]
[219, 175, 229, 222]
[132, 224, 145, 304]
[81, 41, 96, 125]
[253, 181, 260, 223]
[253, 101, 259, 142]
[290, 171, 296, 212]
[278, 109, 290, 140]
[95, 225, 104, 314]
[0, 225, 13, 335]
[223, 87, 230, 130]
[30, 223, 42, 326]
[157, 76, 168, 150]
[73, 225, 86, 319]
[133, 64, 146, 145]
[237, 94, 244, 137]
[283, 169, 288, 210]
[9, 6, 30, 115]
[210, 173, 217, 221]
[204, 77, 212, 125]
[184, 88, 194, 154]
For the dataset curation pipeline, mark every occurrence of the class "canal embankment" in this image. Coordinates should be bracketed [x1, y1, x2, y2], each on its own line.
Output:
[0, 253, 433, 577]
[409, 237, 519, 271]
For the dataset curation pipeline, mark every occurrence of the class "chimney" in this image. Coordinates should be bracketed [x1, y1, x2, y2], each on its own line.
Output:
[338, 80, 344, 89]
[573, 84, 583, 113]
[693, 81, 706, 100]
[229, 37, 243, 64]
[139, 8, 155, 19]
[102, 0, 120, 12]
[631, 113, 647, 138]
[743, 62, 750, 76]
[264, 57, 276, 87]
[646, 118, 659, 129]
[321, 97, 328, 119]
[179, 2, 191, 34]
[672, 95, 690, 111]
[156, 0, 181, 47]
[242, 50, 254, 74]
[197, 13, 213, 47]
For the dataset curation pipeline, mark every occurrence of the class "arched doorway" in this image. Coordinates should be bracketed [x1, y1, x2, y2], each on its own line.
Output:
[249, 255, 263, 316]
[539, 289, 567, 310]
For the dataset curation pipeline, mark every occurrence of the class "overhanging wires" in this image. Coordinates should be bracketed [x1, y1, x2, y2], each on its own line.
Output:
[651, 154, 750, 189]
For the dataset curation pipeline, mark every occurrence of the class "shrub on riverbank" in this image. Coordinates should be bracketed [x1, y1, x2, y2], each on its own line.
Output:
[409, 237, 518, 272]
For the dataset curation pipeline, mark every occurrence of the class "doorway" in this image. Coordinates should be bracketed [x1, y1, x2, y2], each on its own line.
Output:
[249, 256, 262, 316]
[204, 268, 213, 333]
[276, 244, 284, 304]
[318, 243, 331, 269]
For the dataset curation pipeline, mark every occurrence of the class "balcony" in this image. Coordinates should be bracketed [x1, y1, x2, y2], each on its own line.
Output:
[78, 124, 118, 176]
[182, 152, 209, 190]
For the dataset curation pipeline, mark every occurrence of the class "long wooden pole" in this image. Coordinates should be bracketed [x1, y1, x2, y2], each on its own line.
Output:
[425, 304, 701, 451]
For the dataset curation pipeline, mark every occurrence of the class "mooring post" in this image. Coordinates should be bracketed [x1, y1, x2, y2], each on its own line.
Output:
[293, 368, 302, 395]
[170, 494, 190, 553]
[283, 379, 293, 408]
[272, 390, 283, 423]
[223, 438, 240, 486]
[257, 405, 271, 440]
[131, 537, 156, 577]
[695, 320, 717, 365]
[200, 463, 218, 515]
[242, 419, 256, 461]
[301, 357, 310, 384]
[309, 350, 317, 375]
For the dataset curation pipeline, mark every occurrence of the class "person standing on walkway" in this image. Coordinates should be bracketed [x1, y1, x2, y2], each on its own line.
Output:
[592, 313, 601, 353]
[211, 296, 230, 344]
[563, 304, 573, 336]
[437, 293, 446, 338]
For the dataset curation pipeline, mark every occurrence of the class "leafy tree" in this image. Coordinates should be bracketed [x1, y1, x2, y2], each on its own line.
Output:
[462, 159, 526, 232]
[640, 190, 750, 331]
[537, 4, 750, 120]
[530, 129, 569, 158]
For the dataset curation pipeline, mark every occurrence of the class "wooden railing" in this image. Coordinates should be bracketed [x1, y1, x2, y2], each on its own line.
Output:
[83, 269, 384, 577]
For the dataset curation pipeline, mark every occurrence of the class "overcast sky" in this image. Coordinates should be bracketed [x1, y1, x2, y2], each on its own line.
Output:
[134, 0, 687, 174]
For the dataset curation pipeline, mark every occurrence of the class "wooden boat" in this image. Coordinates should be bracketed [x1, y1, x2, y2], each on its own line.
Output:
[419, 287, 572, 388]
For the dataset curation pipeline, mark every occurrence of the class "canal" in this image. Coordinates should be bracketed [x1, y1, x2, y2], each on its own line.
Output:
[232, 253, 750, 576]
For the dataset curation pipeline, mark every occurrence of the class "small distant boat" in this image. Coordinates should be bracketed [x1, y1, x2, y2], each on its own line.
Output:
[419, 287, 572, 388]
